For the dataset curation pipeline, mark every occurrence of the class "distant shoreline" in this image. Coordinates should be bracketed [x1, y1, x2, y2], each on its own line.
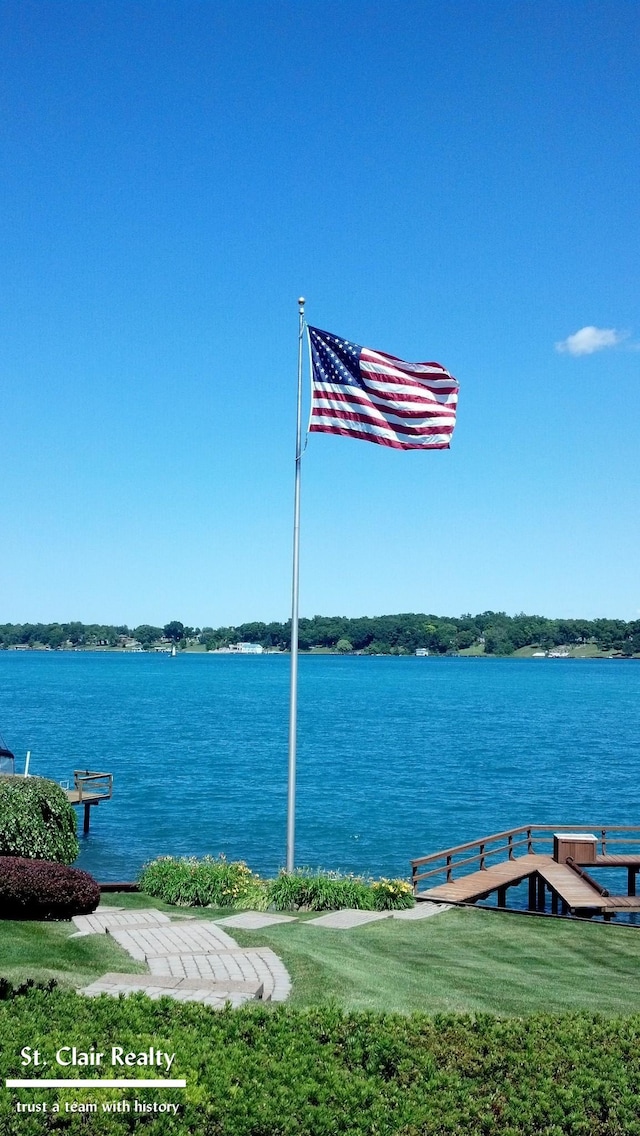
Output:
[2, 645, 637, 660]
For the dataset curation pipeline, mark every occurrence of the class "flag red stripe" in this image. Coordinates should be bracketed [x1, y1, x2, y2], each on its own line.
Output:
[361, 347, 451, 374]
[309, 423, 451, 450]
[314, 383, 456, 414]
[361, 370, 454, 397]
[311, 407, 454, 437]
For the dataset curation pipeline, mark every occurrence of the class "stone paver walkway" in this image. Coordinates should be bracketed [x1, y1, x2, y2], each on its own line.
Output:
[148, 947, 291, 1002]
[303, 909, 393, 929]
[81, 972, 264, 1007]
[214, 912, 298, 930]
[71, 909, 171, 937]
[106, 922, 238, 960]
[392, 902, 452, 920]
[76, 910, 291, 1008]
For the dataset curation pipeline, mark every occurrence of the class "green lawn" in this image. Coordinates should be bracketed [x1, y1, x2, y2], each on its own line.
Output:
[3, 896, 640, 1015]
[230, 906, 640, 1015]
[0, 917, 146, 989]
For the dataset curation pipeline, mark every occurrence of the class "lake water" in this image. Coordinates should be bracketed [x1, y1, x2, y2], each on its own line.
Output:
[1, 652, 639, 883]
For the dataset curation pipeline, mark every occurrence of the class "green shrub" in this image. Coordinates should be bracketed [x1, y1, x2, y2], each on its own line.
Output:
[2, 990, 640, 1135]
[0, 857, 100, 919]
[0, 776, 78, 864]
[139, 856, 415, 913]
[139, 855, 262, 907]
[370, 877, 414, 910]
[266, 870, 414, 912]
[266, 870, 376, 912]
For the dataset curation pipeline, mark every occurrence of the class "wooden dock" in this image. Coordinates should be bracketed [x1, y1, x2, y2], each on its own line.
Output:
[412, 825, 640, 919]
[65, 770, 113, 833]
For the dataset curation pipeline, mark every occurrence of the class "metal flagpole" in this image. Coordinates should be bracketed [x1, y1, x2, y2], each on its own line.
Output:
[286, 296, 306, 872]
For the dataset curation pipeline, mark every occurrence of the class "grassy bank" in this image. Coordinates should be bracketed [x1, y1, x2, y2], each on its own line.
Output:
[3, 896, 640, 1016]
[4, 901, 640, 1134]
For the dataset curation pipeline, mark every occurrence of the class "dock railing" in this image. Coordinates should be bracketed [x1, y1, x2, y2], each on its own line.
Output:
[411, 824, 640, 894]
[73, 770, 113, 802]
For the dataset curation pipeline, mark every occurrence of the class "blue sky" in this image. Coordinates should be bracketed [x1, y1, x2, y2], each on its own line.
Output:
[1, 0, 638, 626]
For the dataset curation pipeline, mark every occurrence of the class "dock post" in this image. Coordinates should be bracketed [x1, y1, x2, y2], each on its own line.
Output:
[551, 890, 558, 915]
[528, 875, 537, 911]
[536, 876, 546, 912]
[83, 803, 91, 835]
[497, 885, 507, 908]
[628, 868, 637, 897]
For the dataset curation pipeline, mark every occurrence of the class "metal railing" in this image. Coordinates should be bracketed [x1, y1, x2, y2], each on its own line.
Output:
[411, 825, 640, 893]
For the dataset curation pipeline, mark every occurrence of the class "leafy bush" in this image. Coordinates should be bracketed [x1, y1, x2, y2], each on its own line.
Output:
[0, 856, 99, 920]
[266, 870, 415, 912]
[0, 776, 78, 864]
[267, 870, 377, 912]
[2, 991, 640, 1135]
[139, 856, 415, 912]
[370, 877, 414, 910]
[138, 854, 262, 907]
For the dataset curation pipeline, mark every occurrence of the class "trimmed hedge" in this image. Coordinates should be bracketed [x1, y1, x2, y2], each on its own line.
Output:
[0, 856, 99, 920]
[139, 856, 415, 911]
[0, 775, 78, 863]
[2, 990, 640, 1134]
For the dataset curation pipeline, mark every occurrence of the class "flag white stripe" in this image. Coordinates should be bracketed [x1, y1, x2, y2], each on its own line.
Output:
[311, 414, 453, 446]
[361, 359, 456, 388]
[312, 396, 455, 430]
[362, 349, 451, 377]
[361, 378, 458, 404]
[313, 382, 456, 417]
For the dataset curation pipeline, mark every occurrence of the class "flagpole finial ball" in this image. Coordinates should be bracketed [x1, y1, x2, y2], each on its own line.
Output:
[298, 296, 305, 307]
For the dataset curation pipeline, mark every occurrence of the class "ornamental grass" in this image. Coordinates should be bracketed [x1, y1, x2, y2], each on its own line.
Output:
[138, 857, 414, 912]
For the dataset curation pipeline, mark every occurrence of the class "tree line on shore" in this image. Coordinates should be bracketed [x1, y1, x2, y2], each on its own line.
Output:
[1, 612, 639, 656]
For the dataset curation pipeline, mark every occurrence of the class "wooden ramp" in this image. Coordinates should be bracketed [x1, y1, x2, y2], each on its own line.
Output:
[419, 854, 545, 904]
[420, 854, 613, 914]
[535, 859, 608, 912]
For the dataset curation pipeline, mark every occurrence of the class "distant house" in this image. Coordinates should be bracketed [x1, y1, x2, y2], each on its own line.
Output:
[415, 648, 429, 657]
[118, 636, 143, 651]
[211, 642, 264, 654]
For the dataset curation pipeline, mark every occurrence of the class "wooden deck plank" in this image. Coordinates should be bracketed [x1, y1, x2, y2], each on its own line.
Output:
[602, 896, 640, 910]
[594, 855, 640, 866]
[65, 791, 105, 805]
[419, 854, 549, 903]
[535, 861, 607, 909]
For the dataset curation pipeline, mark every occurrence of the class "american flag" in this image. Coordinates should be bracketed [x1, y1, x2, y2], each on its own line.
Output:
[308, 326, 459, 450]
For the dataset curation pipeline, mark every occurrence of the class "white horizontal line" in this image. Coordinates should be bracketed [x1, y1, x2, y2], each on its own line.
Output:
[6, 1079, 186, 1089]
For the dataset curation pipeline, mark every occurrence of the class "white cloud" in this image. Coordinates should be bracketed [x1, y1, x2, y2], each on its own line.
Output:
[555, 326, 626, 356]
